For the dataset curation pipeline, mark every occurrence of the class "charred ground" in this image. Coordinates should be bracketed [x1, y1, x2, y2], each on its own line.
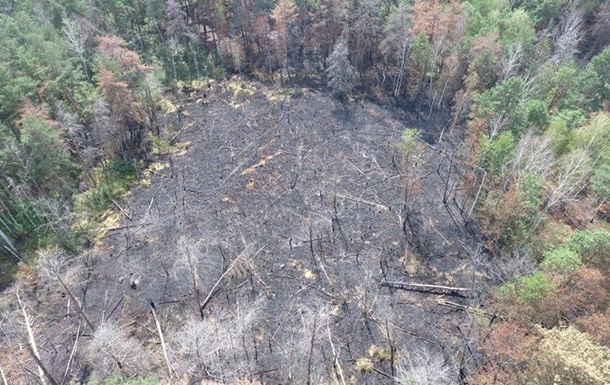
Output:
[2, 81, 493, 384]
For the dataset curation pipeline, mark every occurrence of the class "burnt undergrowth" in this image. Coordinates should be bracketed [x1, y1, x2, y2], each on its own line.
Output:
[1, 81, 495, 384]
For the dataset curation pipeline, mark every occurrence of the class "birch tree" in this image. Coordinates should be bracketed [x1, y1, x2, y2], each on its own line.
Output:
[380, 1, 412, 97]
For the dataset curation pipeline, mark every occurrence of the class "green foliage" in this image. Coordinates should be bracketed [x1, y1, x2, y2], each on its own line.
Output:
[580, 48, 610, 111]
[70, 80, 101, 122]
[406, 32, 432, 98]
[0, 193, 44, 242]
[75, 158, 138, 220]
[401, 128, 419, 155]
[18, 113, 79, 197]
[541, 246, 582, 272]
[0, 60, 36, 122]
[500, 271, 556, 302]
[466, 34, 501, 90]
[519, 172, 544, 210]
[0, 10, 81, 121]
[0, 109, 78, 255]
[572, 113, 610, 162]
[499, 9, 536, 51]
[461, 0, 506, 38]
[151, 135, 171, 155]
[0, 189, 78, 254]
[476, 76, 527, 135]
[546, 110, 588, 156]
[526, 99, 549, 131]
[478, 131, 515, 178]
[0, 123, 12, 168]
[591, 164, 610, 200]
[534, 62, 583, 112]
[489, 172, 543, 249]
[520, 0, 563, 27]
[555, 109, 586, 130]
[567, 230, 610, 263]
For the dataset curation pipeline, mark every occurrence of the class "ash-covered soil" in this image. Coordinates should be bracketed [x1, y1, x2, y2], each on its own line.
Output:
[2, 82, 492, 384]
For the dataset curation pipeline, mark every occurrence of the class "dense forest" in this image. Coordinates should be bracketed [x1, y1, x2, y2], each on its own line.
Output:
[2, 0, 610, 383]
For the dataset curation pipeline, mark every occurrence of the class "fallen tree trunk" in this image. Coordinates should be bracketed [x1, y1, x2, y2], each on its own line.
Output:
[381, 281, 471, 298]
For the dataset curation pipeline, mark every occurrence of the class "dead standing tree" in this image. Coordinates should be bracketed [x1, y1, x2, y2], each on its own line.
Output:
[13, 84, 493, 384]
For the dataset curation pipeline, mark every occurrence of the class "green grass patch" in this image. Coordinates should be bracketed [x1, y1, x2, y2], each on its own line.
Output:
[75, 157, 139, 222]
[152, 135, 171, 155]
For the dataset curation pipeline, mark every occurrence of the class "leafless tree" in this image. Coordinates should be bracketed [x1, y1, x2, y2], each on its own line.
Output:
[83, 321, 152, 382]
[0, 228, 20, 261]
[508, 0, 520, 10]
[36, 248, 95, 331]
[349, 0, 382, 75]
[276, 304, 331, 383]
[553, 7, 583, 64]
[168, 38, 182, 83]
[90, 96, 119, 159]
[62, 18, 93, 78]
[545, 147, 592, 213]
[0, 285, 62, 385]
[395, 346, 457, 385]
[170, 314, 219, 379]
[590, 2, 610, 56]
[170, 298, 265, 382]
[15, 288, 53, 385]
[166, 0, 190, 40]
[511, 130, 554, 182]
[380, 2, 411, 97]
[327, 38, 354, 98]
[500, 43, 523, 80]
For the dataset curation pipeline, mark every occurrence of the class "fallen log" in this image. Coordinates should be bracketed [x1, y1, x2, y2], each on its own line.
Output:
[381, 281, 471, 298]
[432, 299, 505, 323]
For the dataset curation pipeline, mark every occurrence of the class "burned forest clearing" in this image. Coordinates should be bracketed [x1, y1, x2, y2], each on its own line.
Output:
[5, 0, 610, 383]
[1, 81, 486, 384]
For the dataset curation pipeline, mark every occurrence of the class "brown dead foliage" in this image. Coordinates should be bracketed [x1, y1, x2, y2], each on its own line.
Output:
[492, 267, 609, 328]
[574, 308, 610, 348]
[469, 321, 539, 385]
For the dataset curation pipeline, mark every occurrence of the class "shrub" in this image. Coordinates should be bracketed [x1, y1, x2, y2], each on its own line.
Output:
[575, 309, 610, 347]
[401, 128, 420, 155]
[591, 164, 610, 200]
[568, 230, 610, 267]
[541, 246, 581, 272]
[75, 157, 138, 219]
[499, 271, 556, 302]
[526, 99, 549, 131]
[478, 131, 515, 179]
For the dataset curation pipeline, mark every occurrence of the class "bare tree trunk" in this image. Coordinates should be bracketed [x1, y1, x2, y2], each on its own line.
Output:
[327, 319, 346, 385]
[394, 40, 410, 97]
[0, 363, 8, 385]
[150, 301, 174, 379]
[61, 322, 81, 385]
[16, 290, 58, 385]
[54, 274, 95, 332]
